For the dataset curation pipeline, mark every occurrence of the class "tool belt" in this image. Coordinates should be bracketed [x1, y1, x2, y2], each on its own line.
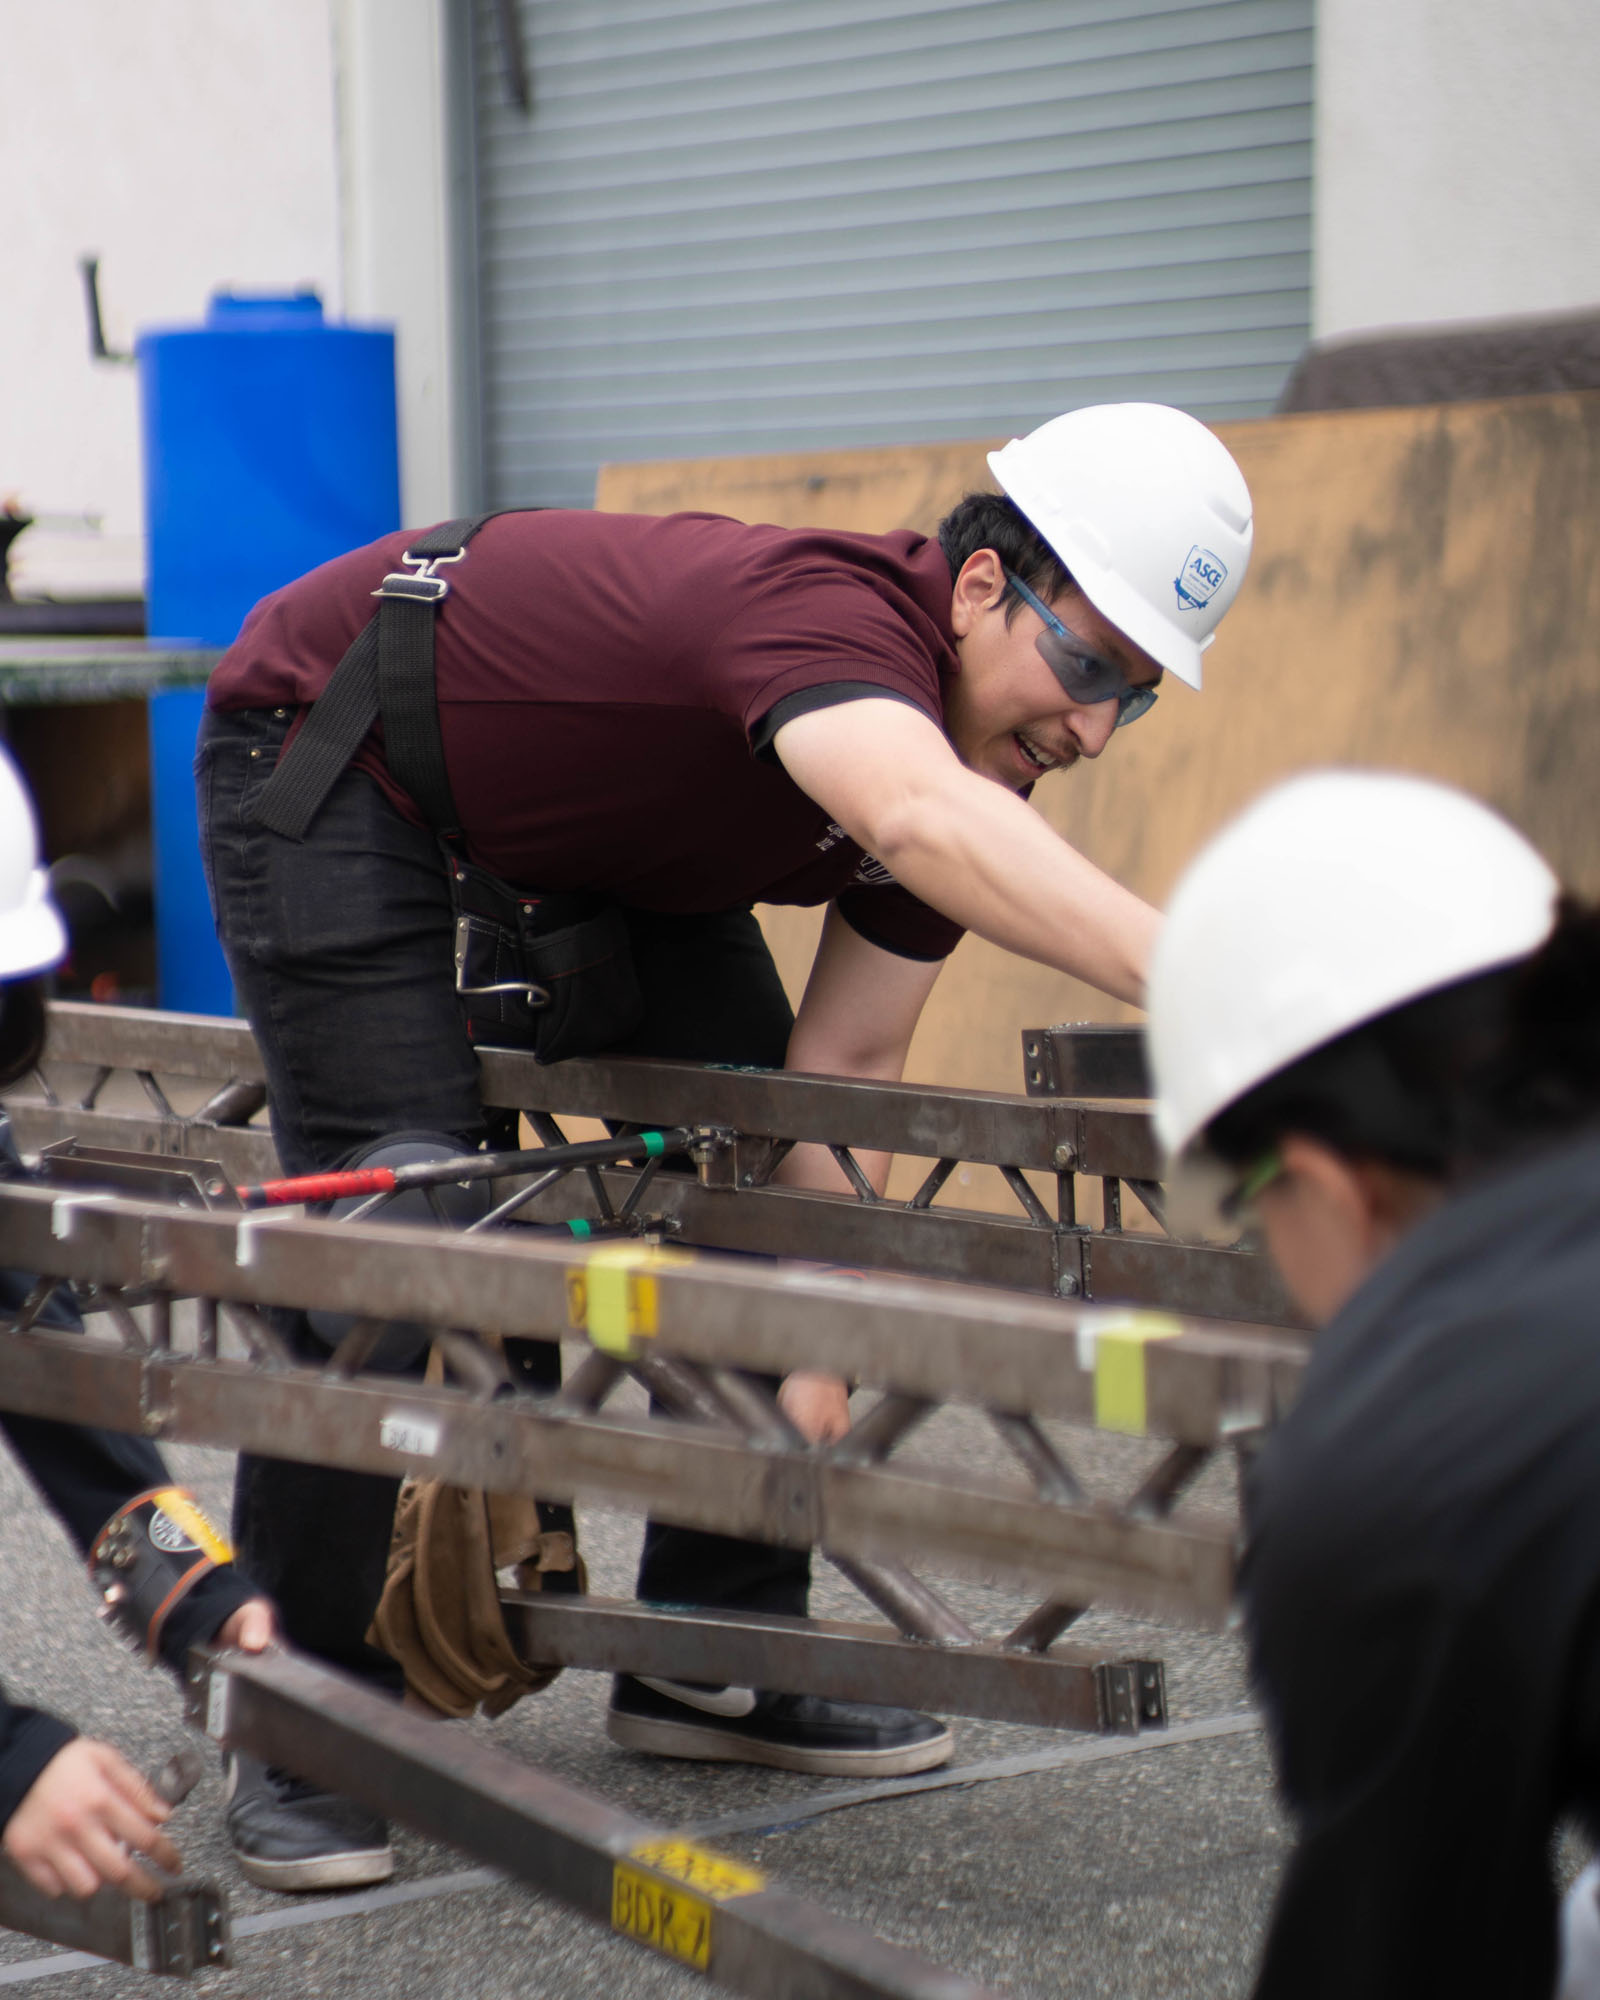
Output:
[248, 513, 641, 1062]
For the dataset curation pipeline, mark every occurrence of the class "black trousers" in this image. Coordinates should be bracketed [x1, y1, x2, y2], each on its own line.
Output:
[198, 704, 810, 1689]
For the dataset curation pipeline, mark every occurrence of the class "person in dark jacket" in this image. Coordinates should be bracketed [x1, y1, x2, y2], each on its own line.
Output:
[0, 746, 271, 1904]
[1145, 768, 1600, 2000]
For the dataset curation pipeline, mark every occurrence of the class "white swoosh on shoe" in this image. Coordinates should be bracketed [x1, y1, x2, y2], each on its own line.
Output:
[636, 1677, 758, 1718]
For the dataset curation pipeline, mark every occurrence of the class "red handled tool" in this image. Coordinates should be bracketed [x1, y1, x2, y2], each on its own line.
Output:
[233, 1125, 701, 1210]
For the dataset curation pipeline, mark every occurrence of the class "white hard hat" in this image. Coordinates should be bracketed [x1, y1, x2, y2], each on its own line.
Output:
[0, 746, 67, 981]
[1148, 770, 1560, 1161]
[988, 403, 1253, 691]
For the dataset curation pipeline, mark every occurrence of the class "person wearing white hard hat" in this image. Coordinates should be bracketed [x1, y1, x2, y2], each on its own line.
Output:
[1146, 769, 1600, 1999]
[195, 400, 1253, 1865]
[0, 746, 275, 1907]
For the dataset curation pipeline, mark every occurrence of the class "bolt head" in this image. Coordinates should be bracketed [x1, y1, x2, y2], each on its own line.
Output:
[1057, 1271, 1080, 1298]
[1053, 1143, 1077, 1171]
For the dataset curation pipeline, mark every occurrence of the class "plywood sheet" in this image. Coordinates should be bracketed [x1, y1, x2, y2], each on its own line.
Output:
[597, 393, 1600, 1103]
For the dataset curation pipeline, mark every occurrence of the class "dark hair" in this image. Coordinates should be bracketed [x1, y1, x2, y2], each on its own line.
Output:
[936, 492, 1074, 622]
[1206, 897, 1600, 1185]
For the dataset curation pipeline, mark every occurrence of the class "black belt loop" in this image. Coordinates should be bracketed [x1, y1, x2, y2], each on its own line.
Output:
[248, 512, 508, 842]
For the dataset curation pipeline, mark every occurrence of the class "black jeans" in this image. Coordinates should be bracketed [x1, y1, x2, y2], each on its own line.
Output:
[198, 705, 810, 1688]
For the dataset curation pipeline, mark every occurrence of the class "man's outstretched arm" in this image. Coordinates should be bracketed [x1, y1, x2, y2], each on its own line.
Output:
[770, 907, 944, 1441]
[774, 697, 1158, 1004]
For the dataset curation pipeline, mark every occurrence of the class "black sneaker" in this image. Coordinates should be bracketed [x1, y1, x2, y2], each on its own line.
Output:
[224, 1752, 395, 1892]
[606, 1676, 952, 1776]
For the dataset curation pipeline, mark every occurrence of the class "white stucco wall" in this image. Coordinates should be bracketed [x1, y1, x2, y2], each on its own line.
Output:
[332, 0, 470, 527]
[1315, 0, 1600, 340]
[0, 1, 343, 596]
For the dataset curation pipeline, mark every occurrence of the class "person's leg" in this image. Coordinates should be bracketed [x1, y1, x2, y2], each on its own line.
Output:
[200, 707, 500, 1889]
[610, 907, 811, 1617]
[201, 707, 490, 1689]
[604, 910, 950, 1776]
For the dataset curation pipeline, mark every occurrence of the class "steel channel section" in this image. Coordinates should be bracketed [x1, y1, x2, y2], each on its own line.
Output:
[31, 1004, 1152, 1178]
[0, 1181, 1306, 1434]
[189, 1646, 997, 2000]
[33, 1003, 266, 1083]
[0, 1858, 228, 1978]
[5, 1100, 1298, 1323]
[1020, 1025, 1150, 1100]
[504, 1595, 1162, 1734]
[13, 1008, 1307, 1327]
[0, 1322, 1236, 1624]
[5, 1103, 279, 1185]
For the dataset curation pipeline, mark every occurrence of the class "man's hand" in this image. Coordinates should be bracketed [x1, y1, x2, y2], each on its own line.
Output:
[216, 1596, 275, 1652]
[2, 1739, 181, 1902]
[779, 1370, 853, 1443]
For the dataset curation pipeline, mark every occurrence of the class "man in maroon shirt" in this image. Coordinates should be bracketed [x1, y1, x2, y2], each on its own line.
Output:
[199, 402, 1254, 1889]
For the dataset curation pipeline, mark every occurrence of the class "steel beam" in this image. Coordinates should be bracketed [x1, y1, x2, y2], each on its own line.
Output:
[504, 1595, 1165, 1734]
[0, 1859, 229, 1979]
[187, 1644, 1000, 2000]
[0, 1322, 1237, 1624]
[1020, 1025, 1150, 1100]
[0, 1180, 1307, 1435]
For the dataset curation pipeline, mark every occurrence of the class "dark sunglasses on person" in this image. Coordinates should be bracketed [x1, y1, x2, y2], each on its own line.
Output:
[1002, 569, 1160, 727]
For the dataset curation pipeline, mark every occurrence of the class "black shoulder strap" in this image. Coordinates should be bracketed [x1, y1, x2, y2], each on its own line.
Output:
[249, 513, 505, 842]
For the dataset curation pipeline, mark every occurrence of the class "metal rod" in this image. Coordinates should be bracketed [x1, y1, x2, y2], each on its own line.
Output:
[138, 1070, 178, 1121]
[191, 1079, 268, 1128]
[545, 1349, 624, 1414]
[987, 1411, 1086, 1506]
[188, 1643, 1001, 2000]
[1125, 1442, 1213, 1521]
[1002, 1595, 1086, 1653]
[999, 1166, 1052, 1229]
[831, 1391, 935, 1467]
[78, 1063, 113, 1112]
[703, 1367, 805, 1448]
[464, 1162, 571, 1232]
[828, 1145, 879, 1204]
[908, 1158, 956, 1211]
[828, 1555, 978, 1647]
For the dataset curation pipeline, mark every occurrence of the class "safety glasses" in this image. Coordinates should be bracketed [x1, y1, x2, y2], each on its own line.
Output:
[1002, 569, 1159, 727]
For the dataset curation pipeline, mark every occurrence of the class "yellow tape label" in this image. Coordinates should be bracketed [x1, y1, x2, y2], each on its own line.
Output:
[612, 1865, 714, 1969]
[1085, 1313, 1184, 1435]
[565, 1245, 693, 1357]
[611, 1844, 762, 1970]
[150, 1488, 234, 1565]
[627, 1839, 765, 1901]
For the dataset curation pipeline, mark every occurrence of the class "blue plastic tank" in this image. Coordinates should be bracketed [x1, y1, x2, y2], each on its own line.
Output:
[137, 291, 400, 1013]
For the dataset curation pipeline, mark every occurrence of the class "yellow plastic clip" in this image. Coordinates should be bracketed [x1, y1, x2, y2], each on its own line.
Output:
[565, 1244, 694, 1358]
[1080, 1311, 1185, 1435]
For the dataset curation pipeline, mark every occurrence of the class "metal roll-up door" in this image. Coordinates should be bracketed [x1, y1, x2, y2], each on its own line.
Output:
[469, 0, 1312, 508]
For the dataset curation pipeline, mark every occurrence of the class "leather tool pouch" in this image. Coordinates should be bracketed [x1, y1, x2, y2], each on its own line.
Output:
[446, 851, 643, 1064]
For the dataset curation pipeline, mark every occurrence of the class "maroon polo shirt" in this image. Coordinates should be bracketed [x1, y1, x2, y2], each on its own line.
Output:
[208, 509, 966, 959]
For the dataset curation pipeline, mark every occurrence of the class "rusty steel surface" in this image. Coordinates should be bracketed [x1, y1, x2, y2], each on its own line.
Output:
[5, 1002, 1302, 1326]
[0, 1179, 1305, 1435]
[187, 1644, 1001, 2000]
[0, 1856, 230, 1979]
[504, 1597, 1164, 1735]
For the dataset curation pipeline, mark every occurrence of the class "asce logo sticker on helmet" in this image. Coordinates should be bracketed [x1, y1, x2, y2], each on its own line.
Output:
[1175, 546, 1228, 613]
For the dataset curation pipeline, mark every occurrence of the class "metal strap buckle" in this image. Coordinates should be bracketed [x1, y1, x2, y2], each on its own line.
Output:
[371, 545, 467, 604]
